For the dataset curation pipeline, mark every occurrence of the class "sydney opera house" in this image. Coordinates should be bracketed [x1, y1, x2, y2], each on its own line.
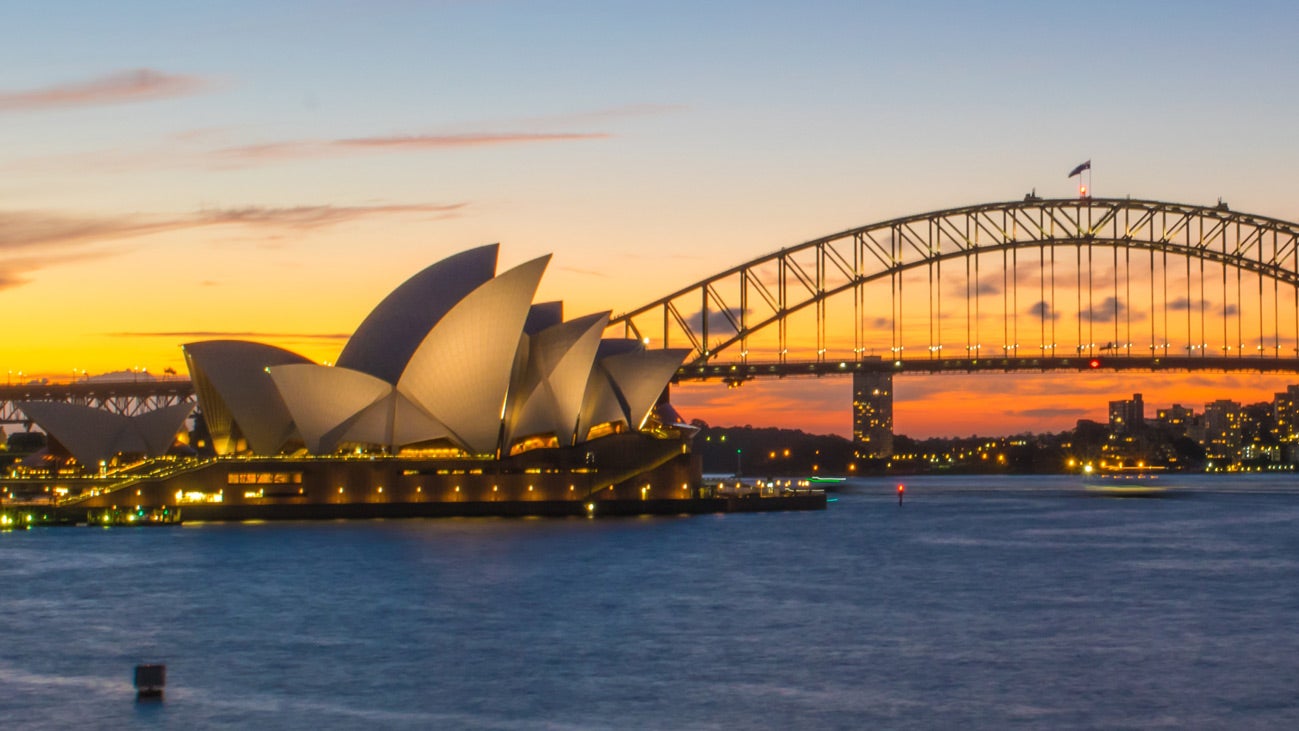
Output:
[12, 244, 732, 520]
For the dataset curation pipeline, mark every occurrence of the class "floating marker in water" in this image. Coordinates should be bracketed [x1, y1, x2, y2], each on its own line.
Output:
[134, 664, 166, 701]
[897, 484, 905, 505]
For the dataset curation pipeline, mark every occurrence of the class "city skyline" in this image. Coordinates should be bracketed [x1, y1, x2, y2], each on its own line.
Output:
[4, 1, 1299, 438]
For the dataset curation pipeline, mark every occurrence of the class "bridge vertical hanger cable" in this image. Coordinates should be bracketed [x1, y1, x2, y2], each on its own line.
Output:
[740, 266, 748, 363]
[1221, 244, 1229, 356]
[1258, 255, 1266, 358]
[1012, 243, 1019, 357]
[1271, 228, 1279, 358]
[1076, 242, 1083, 356]
[1039, 239, 1046, 358]
[1236, 241, 1244, 358]
[1199, 253, 1207, 357]
[778, 254, 787, 363]
[1161, 248, 1169, 358]
[1112, 244, 1119, 354]
[890, 231, 897, 359]
[1002, 242, 1009, 357]
[966, 224, 973, 356]
[1149, 246, 1156, 357]
[974, 225, 981, 356]
[1185, 252, 1192, 357]
[936, 225, 942, 359]
[1080, 241, 1091, 355]
[928, 222, 936, 359]
[1125, 245, 1132, 356]
[1050, 231, 1057, 357]
[853, 236, 861, 360]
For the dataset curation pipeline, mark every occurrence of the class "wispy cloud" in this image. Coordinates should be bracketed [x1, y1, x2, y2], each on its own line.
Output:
[0, 69, 213, 112]
[10, 100, 666, 174]
[0, 202, 464, 290]
[216, 132, 609, 164]
[107, 331, 349, 341]
[0, 210, 177, 252]
[192, 202, 465, 230]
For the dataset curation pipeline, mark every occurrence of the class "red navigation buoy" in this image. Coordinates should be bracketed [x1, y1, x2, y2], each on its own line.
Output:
[897, 484, 905, 506]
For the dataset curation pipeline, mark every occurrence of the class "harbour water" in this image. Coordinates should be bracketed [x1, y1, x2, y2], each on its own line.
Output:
[3, 474, 1298, 729]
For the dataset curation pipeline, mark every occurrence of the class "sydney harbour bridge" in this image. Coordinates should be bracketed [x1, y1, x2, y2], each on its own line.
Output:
[5, 197, 1299, 445]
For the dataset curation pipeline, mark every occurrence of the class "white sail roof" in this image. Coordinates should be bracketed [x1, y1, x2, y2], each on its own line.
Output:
[183, 341, 311, 455]
[17, 400, 194, 466]
[505, 311, 609, 447]
[336, 244, 498, 384]
[601, 347, 691, 430]
[267, 364, 393, 453]
[577, 342, 689, 439]
[179, 247, 686, 458]
[397, 255, 551, 454]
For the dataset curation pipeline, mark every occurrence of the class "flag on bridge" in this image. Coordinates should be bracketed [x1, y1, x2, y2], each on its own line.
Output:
[1068, 160, 1091, 178]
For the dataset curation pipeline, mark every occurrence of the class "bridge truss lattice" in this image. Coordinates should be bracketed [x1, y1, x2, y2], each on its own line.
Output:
[611, 198, 1299, 379]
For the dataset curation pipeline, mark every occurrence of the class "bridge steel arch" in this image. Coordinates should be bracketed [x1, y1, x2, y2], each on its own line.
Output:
[610, 198, 1299, 378]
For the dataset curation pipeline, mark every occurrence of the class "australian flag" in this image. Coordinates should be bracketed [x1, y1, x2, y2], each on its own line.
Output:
[1068, 160, 1091, 178]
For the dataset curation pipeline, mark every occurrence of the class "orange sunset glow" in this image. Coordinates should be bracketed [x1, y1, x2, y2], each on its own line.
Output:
[4, 3, 1299, 439]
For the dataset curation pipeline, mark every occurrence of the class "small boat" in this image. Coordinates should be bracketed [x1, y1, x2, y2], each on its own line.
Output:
[1082, 466, 1171, 498]
[86, 507, 182, 526]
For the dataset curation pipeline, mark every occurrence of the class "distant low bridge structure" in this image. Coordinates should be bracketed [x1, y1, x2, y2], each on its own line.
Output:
[0, 380, 194, 426]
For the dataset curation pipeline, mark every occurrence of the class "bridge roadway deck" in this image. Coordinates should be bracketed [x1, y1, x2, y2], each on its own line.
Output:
[0, 379, 194, 400]
[677, 356, 1299, 382]
[1, 355, 1298, 407]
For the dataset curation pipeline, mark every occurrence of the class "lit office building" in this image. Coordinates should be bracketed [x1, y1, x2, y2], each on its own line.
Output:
[1108, 393, 1145, 434]
[852, 367, 893, 459]
[1201, 399, 1242, 461]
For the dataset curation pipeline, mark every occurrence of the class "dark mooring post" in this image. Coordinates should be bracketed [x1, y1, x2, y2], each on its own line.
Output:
[135, 664, 166, 701]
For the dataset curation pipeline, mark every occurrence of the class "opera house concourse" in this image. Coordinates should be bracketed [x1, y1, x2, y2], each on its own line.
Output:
[7, 245, 821, 523]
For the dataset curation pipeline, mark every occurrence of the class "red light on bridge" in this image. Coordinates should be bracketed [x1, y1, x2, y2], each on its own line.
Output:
[1089, 359, 1101, 369]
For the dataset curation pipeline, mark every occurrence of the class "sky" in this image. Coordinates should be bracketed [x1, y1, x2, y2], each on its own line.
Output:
[3, 0, 1299, 438]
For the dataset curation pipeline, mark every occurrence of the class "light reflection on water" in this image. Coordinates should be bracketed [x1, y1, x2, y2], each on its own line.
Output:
[2, 475, 1299, 729]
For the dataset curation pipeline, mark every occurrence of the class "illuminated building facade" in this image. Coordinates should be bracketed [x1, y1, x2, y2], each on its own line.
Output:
[1201, 399, 1242, 460]
[1274, 385, 1299, 462]
[852, 366, 893, 459]
[1155, 403, 1195, 437]
[1108, 393, 1145, 435]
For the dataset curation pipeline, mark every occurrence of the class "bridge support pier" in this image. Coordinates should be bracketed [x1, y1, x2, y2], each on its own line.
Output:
[852, 367, 893, 459]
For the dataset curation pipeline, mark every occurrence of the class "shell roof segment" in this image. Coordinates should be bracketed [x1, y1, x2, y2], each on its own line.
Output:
[336, 243, 499, 385]
[396, 254, 551, 454]
[183, 340, 311, 455]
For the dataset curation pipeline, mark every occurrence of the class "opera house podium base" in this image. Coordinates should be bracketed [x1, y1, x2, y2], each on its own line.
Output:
[34, 435, 825, 523]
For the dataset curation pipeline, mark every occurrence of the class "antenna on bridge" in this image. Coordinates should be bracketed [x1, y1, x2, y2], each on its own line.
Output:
[1068, 160, 1092, 199]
